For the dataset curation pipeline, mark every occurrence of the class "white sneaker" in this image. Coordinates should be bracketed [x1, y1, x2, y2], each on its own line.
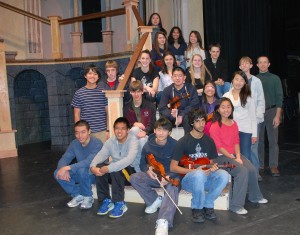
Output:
[67, 195, 84, 207]
[80, 196, 94, 209]
[155, 219, 168, 235]
[257, 198, 268, 204]
[233, 208, 248, 215]
[145, 196, 163, 214]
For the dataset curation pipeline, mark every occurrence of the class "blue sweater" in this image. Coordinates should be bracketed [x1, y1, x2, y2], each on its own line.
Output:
[140, 133, 177, 173]
[57, 136, 103, 173]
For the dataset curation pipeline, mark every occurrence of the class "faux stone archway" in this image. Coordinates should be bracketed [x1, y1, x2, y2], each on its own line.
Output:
[14, 70, 51, 145]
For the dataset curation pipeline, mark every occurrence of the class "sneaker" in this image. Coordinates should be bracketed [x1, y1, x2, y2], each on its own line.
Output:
[192, 209, 205, 223]
[155, 219, 168, 235]
[145, 196, 163, 214]
[67, 195, 84, 208]
[80, 196, 94, 209]
[232, 207, 248, 215]
[97, 198, 114, 215]
[109, 201, 128, 218]
[257, 198, 268, 204]
[203, 207, 217, 220]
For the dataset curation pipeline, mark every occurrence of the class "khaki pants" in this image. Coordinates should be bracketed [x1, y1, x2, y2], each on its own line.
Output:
[91, 131, 107, 144]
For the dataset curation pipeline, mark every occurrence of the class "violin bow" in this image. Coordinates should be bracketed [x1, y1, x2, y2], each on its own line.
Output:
[154, 175, 183, 215]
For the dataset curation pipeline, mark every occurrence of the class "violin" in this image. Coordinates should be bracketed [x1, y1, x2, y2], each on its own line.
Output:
[179, 155, 235, 176]
[167, 93, 190, 110]
[146, 153, 179, 187]
[206, 112, 214, 122]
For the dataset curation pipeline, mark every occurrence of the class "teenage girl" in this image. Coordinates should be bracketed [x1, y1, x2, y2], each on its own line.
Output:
[168, 26, 187, 69]
[151, 31, 168, 72]
[157, 52, 177, 103]
[185, 31, 206, 68]
[131, 50, 159, 103]
[210, 97, 267, 215]
[185, 54, 212, 105]
[223, 71, 257, 163]
[147, 13, 167, 43]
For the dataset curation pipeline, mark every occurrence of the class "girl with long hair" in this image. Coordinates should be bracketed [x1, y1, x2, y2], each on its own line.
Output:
[168, 26, 187, 69]
[185, 31, 206, 67]
[147, 13, 167, 43]
[151, 31, 168, 72]
[210, 97, 267, 215]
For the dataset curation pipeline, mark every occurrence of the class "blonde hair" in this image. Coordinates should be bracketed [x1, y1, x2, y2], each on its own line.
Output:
[105, 60, 119, 72]
[239, 56, 253, 65]
[188, 54, 212, 86]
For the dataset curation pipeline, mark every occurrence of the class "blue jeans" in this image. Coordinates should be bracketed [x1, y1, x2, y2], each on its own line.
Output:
[216, 82, 231, 97]
[130, 172, 180, 227]
[239, 131, 252, 161]
[181, 169, 229, 209]
[250, 124, 262, 174]
[54, 168, 95, 197]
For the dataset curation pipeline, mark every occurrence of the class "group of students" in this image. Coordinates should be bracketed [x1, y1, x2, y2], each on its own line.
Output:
[53, 12, 284, 235]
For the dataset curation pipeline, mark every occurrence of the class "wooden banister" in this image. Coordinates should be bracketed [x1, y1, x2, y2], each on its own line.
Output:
[0, 1, 50, 25]
[131, 5, 144, 26]
[117, 32, 149, 90]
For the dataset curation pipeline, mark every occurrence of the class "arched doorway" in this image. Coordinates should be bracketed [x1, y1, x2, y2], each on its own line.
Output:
[14, 70, 51, 146]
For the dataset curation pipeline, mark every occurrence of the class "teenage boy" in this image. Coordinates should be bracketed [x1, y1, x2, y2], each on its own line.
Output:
[239, 56, 265, 181]
[158, 66, 199, 134]
[72, 64, 108, 143]
[204, 43, 230, 97]
[170, 109, 229, 223]
[256, 56, 283, 177]
[130, 117, 178, 235]
[90, 117, 139, 218]
[54, 120, 103, 209]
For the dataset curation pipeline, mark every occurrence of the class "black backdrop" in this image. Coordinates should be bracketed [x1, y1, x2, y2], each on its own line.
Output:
[203, 0, 299, 82]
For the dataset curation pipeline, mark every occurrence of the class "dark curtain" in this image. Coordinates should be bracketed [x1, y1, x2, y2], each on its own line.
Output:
[203, 0, 277, 80]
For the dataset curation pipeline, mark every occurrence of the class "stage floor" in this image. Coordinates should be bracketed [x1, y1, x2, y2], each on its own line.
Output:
[1, 117, 300, 235]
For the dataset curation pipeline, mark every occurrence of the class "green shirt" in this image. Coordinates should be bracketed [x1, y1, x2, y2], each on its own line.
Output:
[257, 71, 283, 108]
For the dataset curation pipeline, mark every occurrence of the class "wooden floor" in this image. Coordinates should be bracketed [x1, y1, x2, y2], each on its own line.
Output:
[1, 117, 300, 235]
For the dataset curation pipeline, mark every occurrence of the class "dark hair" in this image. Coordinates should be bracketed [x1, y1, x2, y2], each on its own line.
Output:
[188, 108, 207, 126]
[168, 26, 186, 45]
[147, 13, 167, 34]
[212, 97, 234, 127]
[113, 117, 130, 129]
[208, 43, 221, 51]
[202, 80, 219, 105]
[161, 51, 177, 74]
[74, 120, 90, 130]
[84, 64, 101, 77]
[233, 71, 251, 107]
[172, 66, 186, 75]
[187, 31, 204, 52]
[154, 117, 173, 132]
[153, 31, 168, 56]
[257, 55, 270, 63]
[139, 49, 155, 74]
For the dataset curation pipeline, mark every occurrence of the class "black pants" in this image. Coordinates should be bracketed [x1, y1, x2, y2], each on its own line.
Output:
[96, 163, 135, 203]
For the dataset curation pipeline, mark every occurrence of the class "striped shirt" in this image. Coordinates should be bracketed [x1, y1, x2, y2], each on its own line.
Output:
[71, 86, 108, 132]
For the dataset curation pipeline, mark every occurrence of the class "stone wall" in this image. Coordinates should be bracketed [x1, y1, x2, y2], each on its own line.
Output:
[6, 56, 130, 151]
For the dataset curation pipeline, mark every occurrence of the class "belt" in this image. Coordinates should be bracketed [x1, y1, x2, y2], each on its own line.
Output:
[265, 105, 276, 111]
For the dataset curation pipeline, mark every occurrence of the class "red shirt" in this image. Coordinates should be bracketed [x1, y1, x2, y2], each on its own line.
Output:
[209, 120, 240, 154]
[107, 80, 116, 88]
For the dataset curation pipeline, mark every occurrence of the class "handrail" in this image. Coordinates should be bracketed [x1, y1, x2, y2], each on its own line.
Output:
[131, 5, 144, 26]
[117, 32, 149, 90]
[0, 1, 50, 25]
[59, 8, 125, 25]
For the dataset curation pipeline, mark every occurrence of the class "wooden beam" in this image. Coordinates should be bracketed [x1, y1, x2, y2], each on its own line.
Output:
[117, 32, 149, 90]
[0, 1, 50, 25]
[131, 5, 144, 26]
[60, 8, 126, 25]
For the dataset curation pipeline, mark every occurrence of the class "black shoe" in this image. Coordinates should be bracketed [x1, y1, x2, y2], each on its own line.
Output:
[192, 209, 205, 223]
[203, 207, 217, 220]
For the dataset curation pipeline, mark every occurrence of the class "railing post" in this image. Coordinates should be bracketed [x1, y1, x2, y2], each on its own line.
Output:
[48, 16, 63, 59]
[0, 38, 18, 158]
[104, 90, 125, 137]
[71, 0, 82, 57]
[123, 0, 139, 51]
[138, 26, 153, 51]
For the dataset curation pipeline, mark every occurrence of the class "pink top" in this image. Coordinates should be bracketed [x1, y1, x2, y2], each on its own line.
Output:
[209, 120, 240, 154]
